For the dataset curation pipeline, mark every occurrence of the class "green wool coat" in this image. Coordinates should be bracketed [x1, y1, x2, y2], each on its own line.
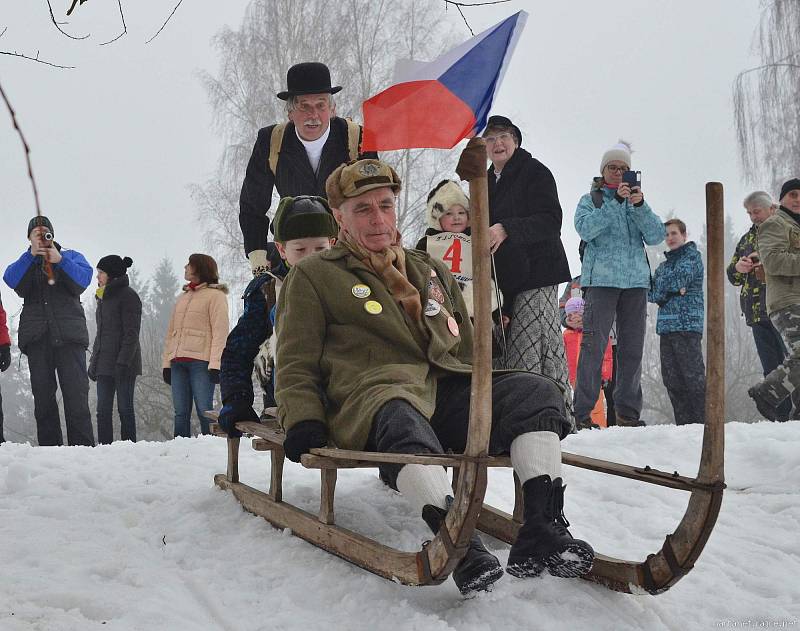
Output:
[759, 209, 800, 314]
[275, 243, 474, 450]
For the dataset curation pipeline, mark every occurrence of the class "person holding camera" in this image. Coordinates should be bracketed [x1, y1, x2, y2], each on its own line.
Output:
[573, 141, 665, 429]
[3, 216, 95, 446]
[648, 219, 705, 425]
[727, 192, 791, 418]
[748, 179, 800, 421]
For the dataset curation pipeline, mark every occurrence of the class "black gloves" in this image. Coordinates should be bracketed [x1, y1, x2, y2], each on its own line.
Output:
[218, 399, 259, 438]
[162, 368, 171, 385]
[0, 345, 10, 372]
[208, 369, 221, 384]
[283, 420, 328, 462]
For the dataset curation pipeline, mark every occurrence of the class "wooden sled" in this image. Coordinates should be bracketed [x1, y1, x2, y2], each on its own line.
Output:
[212, 141, 726, 595]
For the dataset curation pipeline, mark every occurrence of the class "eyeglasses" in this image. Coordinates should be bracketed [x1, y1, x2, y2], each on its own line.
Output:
[483, 132, 513, 144]
[605, 165, 628, 173]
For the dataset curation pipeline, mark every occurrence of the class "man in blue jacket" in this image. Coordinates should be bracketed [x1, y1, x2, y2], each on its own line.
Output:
[648, 219, 705, 425]
[3, 217, 95, 446]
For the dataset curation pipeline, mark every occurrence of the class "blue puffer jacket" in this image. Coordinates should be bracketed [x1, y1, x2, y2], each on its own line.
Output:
[575, 182, 665, 288]
[648, 241, 704, 335]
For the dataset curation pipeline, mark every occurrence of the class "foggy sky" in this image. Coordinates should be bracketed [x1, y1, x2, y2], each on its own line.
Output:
[0, 1, 763, 316]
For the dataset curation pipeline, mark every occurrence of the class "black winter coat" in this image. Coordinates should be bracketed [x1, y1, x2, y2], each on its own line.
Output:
[239, 117, 377, 255]
[89, 275, 142, 378]
[13, 247, 90, 353]
[487, 148, 571, 310]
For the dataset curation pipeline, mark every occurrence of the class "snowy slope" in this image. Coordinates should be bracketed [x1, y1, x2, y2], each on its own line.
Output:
[1, 422, 798, 631]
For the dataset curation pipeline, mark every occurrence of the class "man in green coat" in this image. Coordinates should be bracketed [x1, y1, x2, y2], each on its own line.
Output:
[275, 159, 594, 596]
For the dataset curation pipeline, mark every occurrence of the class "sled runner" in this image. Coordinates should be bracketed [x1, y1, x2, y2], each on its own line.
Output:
[212, 141, 725, 595]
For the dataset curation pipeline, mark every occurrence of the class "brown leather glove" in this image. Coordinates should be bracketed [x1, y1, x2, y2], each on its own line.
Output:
[456, 137, 488, 182]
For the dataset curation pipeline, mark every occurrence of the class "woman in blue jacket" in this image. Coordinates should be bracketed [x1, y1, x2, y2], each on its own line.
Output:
[649, 219, 705, 425]
[573, 141, 665, 428]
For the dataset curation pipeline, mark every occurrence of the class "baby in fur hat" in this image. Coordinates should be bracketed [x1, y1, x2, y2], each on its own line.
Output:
[415, 180, 503, 320]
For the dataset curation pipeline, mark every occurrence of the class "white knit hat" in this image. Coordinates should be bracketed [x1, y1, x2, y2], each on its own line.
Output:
[425, 180, 470, 230]
[600, 140, 632, 173]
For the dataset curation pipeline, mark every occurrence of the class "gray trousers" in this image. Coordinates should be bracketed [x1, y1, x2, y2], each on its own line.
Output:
[365, 372, 569, 489]
[574, 287, 647, 421]
[759, 304, 800, 406]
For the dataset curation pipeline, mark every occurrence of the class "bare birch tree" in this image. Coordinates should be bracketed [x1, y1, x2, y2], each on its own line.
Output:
[192, 0, 463, 294]
[733, 0, 800, 192]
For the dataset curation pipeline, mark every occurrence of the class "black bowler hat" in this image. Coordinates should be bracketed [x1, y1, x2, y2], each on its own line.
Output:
[277, 62, 342, 101]
[485, 115, 523, 147]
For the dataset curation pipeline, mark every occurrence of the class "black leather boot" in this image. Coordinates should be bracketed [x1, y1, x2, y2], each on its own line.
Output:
[507, 475, 594, 579]
[422, 499, 504, 596]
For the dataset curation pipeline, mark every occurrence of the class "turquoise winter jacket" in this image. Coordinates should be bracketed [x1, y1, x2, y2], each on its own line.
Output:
[575, 183, 665, 289]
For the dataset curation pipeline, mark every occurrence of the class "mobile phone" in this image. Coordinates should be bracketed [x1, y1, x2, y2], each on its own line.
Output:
[749, 254, 760, 264]
[622, 170, 641, 189]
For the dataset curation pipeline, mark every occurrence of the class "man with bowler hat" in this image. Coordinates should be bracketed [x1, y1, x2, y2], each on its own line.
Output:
[239, 62, 377, 276]
[3, 217, 95, 446]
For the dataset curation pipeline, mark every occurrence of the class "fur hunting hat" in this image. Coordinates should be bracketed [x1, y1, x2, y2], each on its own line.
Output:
[426, 180, 470, 230]
[277, 62, 342, 101]
[270, 196, 338, 243]
[600, 140, 632, 173]
[325, 159, 401, 209]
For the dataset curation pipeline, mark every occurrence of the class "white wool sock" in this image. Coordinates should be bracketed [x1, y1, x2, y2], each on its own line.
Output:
[395, 464, 451, 515]
[510, 431, 562, 484]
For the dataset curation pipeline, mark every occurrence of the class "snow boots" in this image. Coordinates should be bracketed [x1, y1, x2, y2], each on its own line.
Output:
[422, 498, 504, 596]
[614, 413, 645, 427]
[575, 417, 600, 431]
[507, 475, 595, 579]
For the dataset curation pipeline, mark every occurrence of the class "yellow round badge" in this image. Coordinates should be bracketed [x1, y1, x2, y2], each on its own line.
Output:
[364, 300, 383, 315]
[351, 284, 371, 299]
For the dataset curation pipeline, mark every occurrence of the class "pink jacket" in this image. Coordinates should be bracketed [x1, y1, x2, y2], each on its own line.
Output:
[162, 283, 229, 370]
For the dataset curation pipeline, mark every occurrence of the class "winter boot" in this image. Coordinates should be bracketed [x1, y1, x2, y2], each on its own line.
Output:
[748, 385, 783, 421]
[575, 417, 600, 431]
[507, 475, 594, 579]
[422, 498, 504, 596]
[614, 413, 645, 427]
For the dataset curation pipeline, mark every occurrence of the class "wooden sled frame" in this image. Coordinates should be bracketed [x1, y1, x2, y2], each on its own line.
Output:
[213, 142, 726, 595]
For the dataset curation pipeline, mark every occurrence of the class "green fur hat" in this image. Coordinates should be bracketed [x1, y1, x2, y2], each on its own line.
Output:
[270, 196, 339, 243]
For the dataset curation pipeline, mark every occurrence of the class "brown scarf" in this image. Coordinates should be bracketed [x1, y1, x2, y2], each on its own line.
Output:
[339, 228, 422, 321]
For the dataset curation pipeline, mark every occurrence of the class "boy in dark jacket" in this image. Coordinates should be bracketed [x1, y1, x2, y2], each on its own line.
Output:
[3, 217, 95, 446]
[89, 255, 142, 443]
[219, 196, 339, 434]
[0, 294, 11, 443]
[648, 219, 705, 425]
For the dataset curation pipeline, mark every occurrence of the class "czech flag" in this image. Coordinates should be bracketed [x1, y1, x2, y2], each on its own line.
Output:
[361, 11, 527, 152]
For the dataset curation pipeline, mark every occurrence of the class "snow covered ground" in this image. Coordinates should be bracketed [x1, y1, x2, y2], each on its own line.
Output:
[1, 421, 798, 631]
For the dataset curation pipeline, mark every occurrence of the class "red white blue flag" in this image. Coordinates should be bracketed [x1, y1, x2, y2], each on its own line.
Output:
[361, 11, 527, 151]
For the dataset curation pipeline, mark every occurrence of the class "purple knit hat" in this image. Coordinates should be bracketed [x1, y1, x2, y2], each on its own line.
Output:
[565, 297, 585, 315]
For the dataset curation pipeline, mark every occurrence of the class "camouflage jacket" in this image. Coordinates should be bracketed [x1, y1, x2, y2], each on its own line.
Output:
[726, 224, 767, 326]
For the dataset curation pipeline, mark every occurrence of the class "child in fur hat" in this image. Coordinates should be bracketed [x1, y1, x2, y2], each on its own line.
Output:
[562, 297, 613, 429]
[416, 180, 502, 320]
[218, 196, 338, 435]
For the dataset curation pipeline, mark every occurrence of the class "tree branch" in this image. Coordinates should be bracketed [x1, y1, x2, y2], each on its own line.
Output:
[99, 0, 127, 46]
[46, 0, 89, 40]
[443, 0, 512, 36]
[0, 49, 75, 69]
[145, 0, 185, 44]
[0, 80, 44, 218]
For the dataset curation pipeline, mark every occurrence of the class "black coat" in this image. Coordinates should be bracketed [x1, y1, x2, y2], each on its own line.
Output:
[89, 275, 142, 378]
[239, 117, 377, 255]
[12, 246, 90, 353]
[488, 148, 571, 309]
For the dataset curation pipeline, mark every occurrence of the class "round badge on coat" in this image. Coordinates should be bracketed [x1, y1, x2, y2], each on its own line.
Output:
[351, 284, 371, 299]
[424, 299, 441, 317]
[447, 316, 460, 336]
[364, 300, 383, 315]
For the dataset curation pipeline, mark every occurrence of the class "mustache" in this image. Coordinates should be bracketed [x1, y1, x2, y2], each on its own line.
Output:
[303, 119, 322, 127]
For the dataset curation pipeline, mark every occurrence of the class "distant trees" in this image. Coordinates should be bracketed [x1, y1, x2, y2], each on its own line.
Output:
[733, 0, 800, 193]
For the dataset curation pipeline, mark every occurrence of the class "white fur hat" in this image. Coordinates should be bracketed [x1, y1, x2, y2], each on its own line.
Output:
[600, 140, 633, 173]
[425, 180, 470, 230]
